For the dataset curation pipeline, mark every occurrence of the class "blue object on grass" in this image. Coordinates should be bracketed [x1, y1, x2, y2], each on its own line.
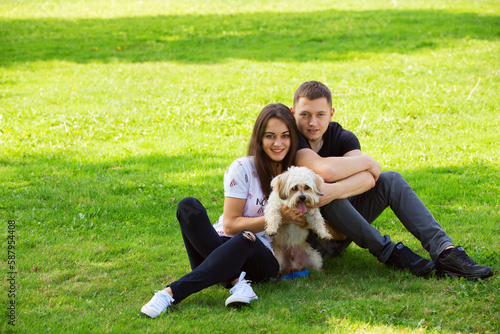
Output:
[272, 270, 309, 281]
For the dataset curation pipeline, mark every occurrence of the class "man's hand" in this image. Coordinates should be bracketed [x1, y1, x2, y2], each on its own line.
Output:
[344, 150, 381, 182]
[312, 170, 378, 208]
[312, 183, 341, 208]
[366, 155, 381, 181]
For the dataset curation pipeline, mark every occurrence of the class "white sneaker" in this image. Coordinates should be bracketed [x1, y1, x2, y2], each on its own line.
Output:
[225, 272, 258, 307]
[141, 290, 174, 318]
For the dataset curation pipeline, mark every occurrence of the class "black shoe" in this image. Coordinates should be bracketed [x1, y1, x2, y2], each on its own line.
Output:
[385, 242, 435, 277]
[436, 246, 493, 279]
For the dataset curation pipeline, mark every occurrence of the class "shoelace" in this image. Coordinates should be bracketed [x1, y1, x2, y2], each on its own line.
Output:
[455, 250, 478, 267]
[230, 272, 253, 295]
[399, 247, 422, 264]
[149, 290, 172, 312]
[230, 280, 253, 296]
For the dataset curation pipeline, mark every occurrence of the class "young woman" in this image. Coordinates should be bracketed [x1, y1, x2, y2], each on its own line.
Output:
[141, 103, 303, 318]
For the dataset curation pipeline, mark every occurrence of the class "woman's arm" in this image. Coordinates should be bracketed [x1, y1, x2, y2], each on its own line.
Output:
[222, 197, 304, 236]
[222, 197, 266, 236]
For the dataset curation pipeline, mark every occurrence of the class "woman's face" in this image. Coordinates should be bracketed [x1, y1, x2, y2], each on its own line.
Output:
[262, 118, 291, 163]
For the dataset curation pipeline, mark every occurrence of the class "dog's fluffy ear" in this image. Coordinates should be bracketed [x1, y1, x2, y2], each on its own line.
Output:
[271, 173, 289, 200]
[314, 172, 324, 196]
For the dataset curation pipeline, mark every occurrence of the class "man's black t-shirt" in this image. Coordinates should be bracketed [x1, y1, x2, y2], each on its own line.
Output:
[298, 122, 361, 157]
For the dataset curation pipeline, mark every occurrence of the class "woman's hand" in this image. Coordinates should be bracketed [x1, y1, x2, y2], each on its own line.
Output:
[280, 205, 308, 228]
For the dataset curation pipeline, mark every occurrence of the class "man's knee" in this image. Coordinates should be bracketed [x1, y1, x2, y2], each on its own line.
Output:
[321, 197, 350, 212]
[378, 171, 408, 190]
[378, 171, 402, 184]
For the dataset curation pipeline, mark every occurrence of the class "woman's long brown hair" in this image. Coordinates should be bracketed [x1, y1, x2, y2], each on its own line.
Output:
[247, 103, 299, 198]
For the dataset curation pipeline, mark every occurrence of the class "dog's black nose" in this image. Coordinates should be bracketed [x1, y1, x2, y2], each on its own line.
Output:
[299, 195, 306, 202]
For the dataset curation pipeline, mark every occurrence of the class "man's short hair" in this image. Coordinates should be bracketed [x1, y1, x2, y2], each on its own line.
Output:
[293, 81, 332, 108]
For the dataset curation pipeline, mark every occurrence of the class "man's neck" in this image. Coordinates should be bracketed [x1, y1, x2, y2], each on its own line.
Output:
[309, 138, 323, 153]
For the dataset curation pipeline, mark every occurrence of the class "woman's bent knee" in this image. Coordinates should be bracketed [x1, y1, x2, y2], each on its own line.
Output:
[176, 197, 206, 224]
[177, 197, 199, 209]
[177, 197, 200, 214]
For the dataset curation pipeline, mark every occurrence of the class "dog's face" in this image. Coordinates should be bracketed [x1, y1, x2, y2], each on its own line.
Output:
[270, 166, 324, 213]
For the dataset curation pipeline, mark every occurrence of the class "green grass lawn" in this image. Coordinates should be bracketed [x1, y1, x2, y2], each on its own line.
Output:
[1, 0, 499, 333]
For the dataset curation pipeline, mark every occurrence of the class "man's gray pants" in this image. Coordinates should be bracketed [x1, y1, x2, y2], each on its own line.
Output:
[307, 171, 453, 263]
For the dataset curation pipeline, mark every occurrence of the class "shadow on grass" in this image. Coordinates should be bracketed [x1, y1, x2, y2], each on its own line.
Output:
[1, 8, 499, 66]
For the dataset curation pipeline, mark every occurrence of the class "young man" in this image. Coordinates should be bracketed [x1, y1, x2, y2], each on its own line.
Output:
[291, 80, 493, 279]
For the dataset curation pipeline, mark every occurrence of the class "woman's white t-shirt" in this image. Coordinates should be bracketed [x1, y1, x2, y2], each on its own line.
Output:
[212, 156, 274, 254]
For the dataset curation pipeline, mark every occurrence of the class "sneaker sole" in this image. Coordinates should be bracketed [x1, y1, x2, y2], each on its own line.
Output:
[436, 269, 494, 280]
[388, 261, 435, 277]
[225, 296, 257, 307]
[225, 300, 251, 307]
[141, 306, 160, 318]
[414, 262, 435, 277]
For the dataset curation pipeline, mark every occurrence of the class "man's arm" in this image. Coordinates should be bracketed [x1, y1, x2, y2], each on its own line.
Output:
[297, 148, 381, 207]
[295, 148, 380, 183]
[313, 171, 376, 207]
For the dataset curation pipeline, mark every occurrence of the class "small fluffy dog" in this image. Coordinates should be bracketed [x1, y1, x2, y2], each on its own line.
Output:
[264, 166, 332, 274]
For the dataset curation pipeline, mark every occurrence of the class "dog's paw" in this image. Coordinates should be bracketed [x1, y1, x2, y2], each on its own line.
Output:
[320, 232, 333, 240]
[312, 226, 332, 240]
[264, 222, 278, 236]
[266, 231, 277, 236]
[307, 217, 333, 240]
[264, 214, 281, 237]
[315, 225, 333, 240]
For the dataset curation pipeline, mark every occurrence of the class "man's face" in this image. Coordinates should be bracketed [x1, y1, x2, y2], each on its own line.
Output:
[292, 97, 333, 144]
